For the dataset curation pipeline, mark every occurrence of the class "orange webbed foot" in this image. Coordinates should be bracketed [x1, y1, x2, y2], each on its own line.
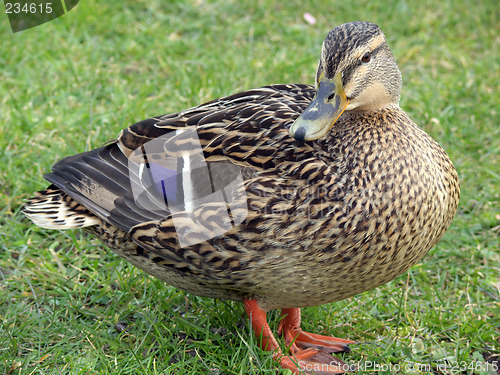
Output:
[278, 308, 354, 354]
[244, 299, 354, 374]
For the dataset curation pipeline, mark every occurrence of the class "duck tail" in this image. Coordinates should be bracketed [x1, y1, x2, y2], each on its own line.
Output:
[22, 185, 100, 229]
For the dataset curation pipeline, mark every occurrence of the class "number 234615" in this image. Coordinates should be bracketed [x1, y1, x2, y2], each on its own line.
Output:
[5, 3, 53, 14]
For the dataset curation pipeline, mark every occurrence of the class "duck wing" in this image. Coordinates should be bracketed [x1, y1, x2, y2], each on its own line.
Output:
[44, 84, 315, 233]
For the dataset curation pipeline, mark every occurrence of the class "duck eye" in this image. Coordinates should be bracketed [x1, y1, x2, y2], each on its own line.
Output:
[361, 52, 371, 63]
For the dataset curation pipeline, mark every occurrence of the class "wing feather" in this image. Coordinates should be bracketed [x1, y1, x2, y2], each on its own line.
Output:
[40, 84, 315, 233]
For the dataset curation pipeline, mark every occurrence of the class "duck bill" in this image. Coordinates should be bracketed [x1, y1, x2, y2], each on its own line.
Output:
[289, 72, 348, 141]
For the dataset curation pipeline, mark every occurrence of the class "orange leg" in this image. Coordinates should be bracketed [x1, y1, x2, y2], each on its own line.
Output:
[244, 299, 352, 374]
[278, 308, 354, 354]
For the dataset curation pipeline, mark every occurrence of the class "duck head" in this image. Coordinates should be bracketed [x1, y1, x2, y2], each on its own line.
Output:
[289, 21, 402, 141]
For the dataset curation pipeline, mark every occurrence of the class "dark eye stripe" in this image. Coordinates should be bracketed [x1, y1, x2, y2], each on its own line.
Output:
[342, 45, 384, 87]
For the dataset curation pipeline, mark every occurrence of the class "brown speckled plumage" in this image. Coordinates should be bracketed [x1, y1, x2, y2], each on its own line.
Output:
[24, 21, 459, 374]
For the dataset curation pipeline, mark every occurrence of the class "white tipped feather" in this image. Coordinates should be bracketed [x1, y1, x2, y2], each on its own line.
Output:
[23, 188, 100, 229]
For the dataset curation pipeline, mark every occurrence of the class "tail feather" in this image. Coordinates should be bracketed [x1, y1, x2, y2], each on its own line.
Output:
[22, 186, 100, 229]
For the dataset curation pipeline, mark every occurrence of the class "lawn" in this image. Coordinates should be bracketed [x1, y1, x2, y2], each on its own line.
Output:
[0, 0, 498, 374]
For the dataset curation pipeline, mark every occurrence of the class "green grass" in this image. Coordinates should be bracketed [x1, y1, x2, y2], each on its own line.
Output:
[1, 0, 498, 374]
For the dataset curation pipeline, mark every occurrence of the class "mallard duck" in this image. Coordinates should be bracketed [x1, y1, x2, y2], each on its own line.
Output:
[23, 21, 459, 374]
